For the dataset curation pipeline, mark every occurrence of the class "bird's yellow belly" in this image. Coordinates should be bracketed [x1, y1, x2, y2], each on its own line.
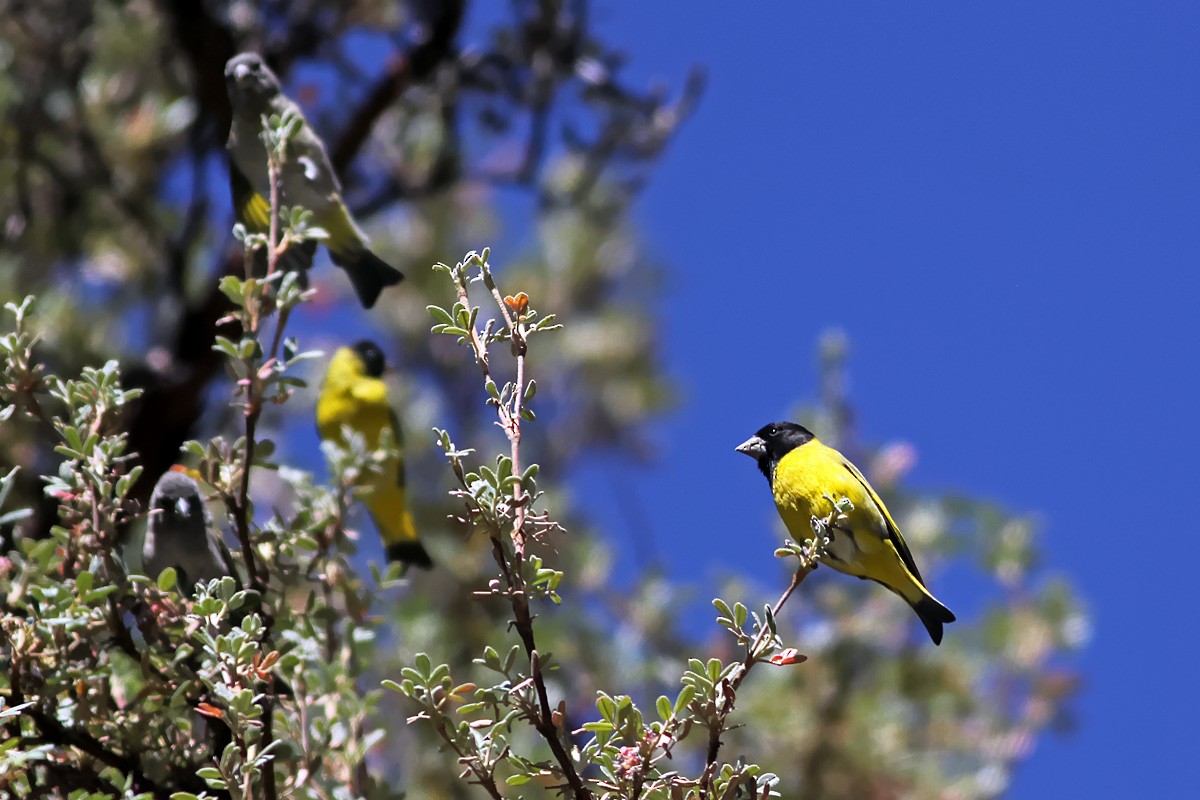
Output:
[316, 392, 388, 449]
[771, 452, 881, 579]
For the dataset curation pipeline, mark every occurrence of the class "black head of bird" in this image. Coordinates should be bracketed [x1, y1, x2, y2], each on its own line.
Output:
[736, 421, 816, 480]
[352, 339, 387, 377]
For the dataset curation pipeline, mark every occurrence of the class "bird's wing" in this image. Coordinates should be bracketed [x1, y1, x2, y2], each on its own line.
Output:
[215, 535, 243, 591]
[389, 407, 407, 487]
[229, 159, 316, 276]
[840, 458, 925, 584]
[229, 161, 271, 232]
[288, 121, 343, 195]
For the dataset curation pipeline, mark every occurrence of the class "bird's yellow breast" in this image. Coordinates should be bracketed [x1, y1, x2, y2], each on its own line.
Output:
[770, 440, 894, 579]
[771, 441, 872, 522]
[316, 349, 392, 447]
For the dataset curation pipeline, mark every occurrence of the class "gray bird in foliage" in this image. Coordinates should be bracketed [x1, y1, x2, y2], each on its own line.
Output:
[143, 469, 225, 593]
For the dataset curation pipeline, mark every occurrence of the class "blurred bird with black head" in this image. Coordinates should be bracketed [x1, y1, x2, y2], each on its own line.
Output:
[224, 52, 404, 307]
[737, 421, 955, 644]
[317, 339, 432, 569]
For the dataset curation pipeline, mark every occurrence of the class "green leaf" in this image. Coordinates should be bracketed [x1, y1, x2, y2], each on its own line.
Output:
[596, 694, 616, 722]
[157, 567, 178, 592]
[82, 585, 119, 604]
[414, 652, 432, 678]
[427, 305, 455, 326]
[217, 276, 246, 307]
[580, 720, 615, 733]
[502, 645, 518, 673]
[675, 684, 696, 715]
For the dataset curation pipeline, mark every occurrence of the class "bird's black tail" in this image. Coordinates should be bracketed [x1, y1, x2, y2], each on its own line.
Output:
[331, 246, 404, 308]
[913, 595, 956, 645]
[386, 541, 433, 569]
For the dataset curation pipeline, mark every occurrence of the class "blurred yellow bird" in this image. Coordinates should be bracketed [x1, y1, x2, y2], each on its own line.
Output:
[737, 421, 954, 644]
[317, 340, 431, 568]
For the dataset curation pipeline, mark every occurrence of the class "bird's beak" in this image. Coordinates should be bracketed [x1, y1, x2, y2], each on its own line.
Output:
[234, 63, 252, 83]
[735, 435, 767, 459]
[175, 497, 191, 516]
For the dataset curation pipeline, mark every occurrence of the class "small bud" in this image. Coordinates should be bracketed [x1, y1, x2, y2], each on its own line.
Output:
[197, 702, 224, 719]
[504, 292, 529, 316]
[767, 648, 807, 666]
[616, 745, 642, 779]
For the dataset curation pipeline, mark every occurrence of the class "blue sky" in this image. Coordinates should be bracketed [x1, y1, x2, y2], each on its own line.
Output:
[566, 2, 1200, 796]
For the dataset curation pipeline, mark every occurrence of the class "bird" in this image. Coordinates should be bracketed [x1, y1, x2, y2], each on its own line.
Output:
[316, 340, 432, 568]
[223, 51, 404, 308]
[143, 467, 228, 594]
[736, 421, 955, 644]
[143, 469, 289, 752]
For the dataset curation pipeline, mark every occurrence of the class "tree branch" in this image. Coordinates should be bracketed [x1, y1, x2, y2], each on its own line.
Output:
[700, 564, 815, 797]
[450, 259, 591, 800]
[329, 0, 466, 172]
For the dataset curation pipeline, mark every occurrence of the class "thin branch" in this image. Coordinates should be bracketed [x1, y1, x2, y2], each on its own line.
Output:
[699, 564, 815, 797]
[451, 261, 591, 800]
[8, 679, 208, 797]
[478, 271, 528, 550]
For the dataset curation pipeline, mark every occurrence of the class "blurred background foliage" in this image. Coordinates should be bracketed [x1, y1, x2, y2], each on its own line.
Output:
[0, 1, 1085, 798]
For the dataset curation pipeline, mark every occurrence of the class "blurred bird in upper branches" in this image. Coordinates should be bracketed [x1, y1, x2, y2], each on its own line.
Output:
[224, 52, 404, 308]
[317, 340, 432, 569]
[737, 421, 955, 645]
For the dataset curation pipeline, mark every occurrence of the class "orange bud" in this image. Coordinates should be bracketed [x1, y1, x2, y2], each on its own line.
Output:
[197, 702, 224, 719]
[505, 292, 530, 315]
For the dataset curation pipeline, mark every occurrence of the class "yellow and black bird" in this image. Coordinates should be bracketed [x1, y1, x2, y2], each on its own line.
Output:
[316, 340, 431, 568]
[737, 421, 955, 644]
[224, 52, 403, 308]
